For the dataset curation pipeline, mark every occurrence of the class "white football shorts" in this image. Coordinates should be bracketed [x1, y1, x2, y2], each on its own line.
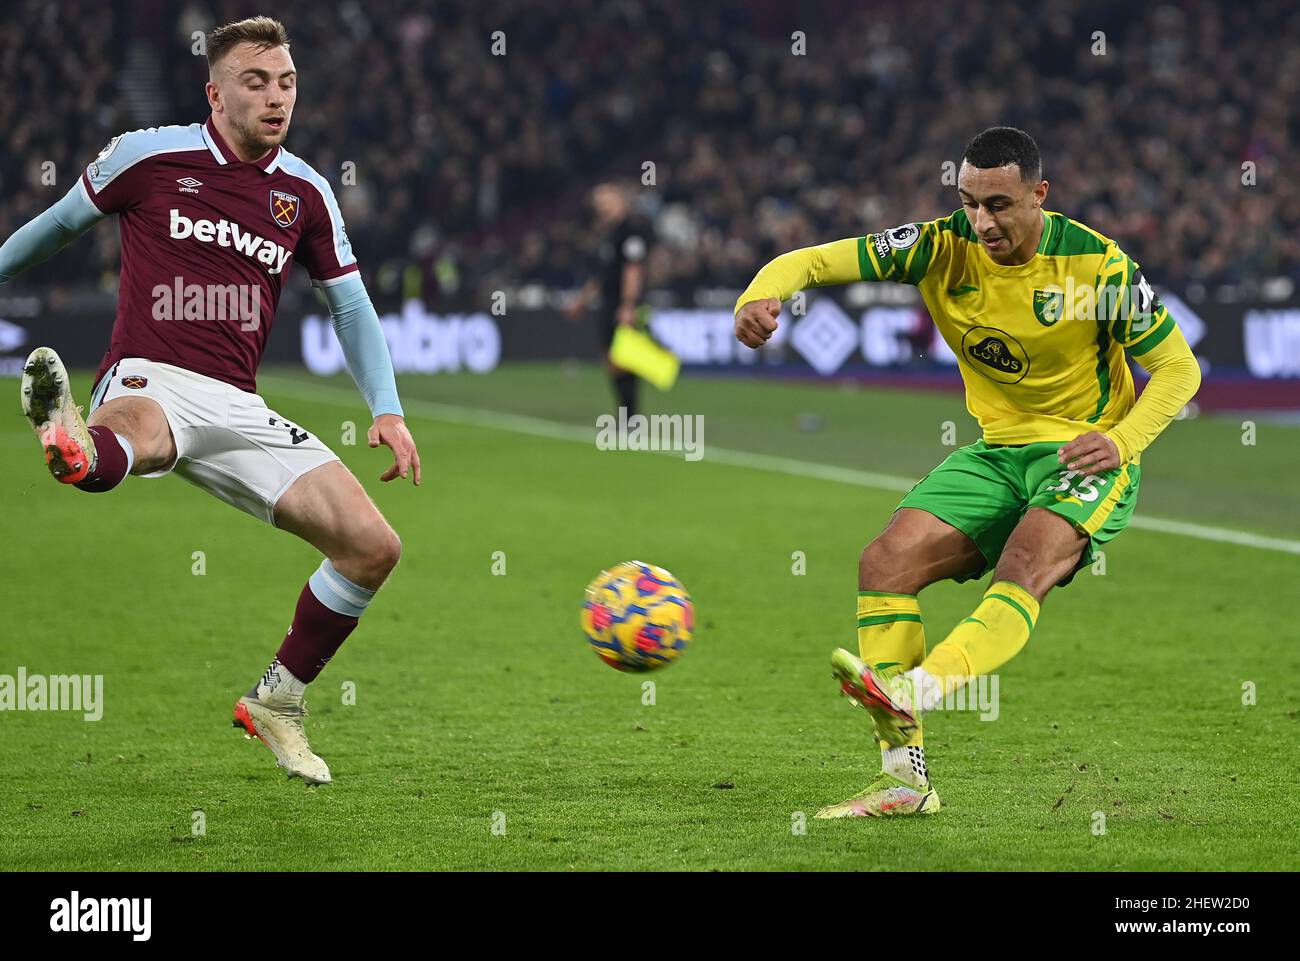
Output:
[89, 357, 339, 524]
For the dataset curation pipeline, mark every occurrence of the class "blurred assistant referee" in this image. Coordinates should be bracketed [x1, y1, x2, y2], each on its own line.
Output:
[567, 182, 651, 416]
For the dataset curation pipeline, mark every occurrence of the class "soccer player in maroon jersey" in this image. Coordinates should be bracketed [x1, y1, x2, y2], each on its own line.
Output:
[0, 17, 416, 784]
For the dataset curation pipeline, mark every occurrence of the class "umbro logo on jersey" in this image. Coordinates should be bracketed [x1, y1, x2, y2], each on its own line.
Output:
[270, 190, 300, 228]
[176, 177, 203, 194]
[169, 209, 291, 275]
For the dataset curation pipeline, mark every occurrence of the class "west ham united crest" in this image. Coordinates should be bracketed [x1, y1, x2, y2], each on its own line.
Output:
[120, 375, 147, 389]
[269, 190, 300, 228]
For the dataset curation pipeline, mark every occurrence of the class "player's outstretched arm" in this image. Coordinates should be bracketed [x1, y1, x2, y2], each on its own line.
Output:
[733, 237, 862, 347]
[0, 183, 104, 286]
[320, 274, 421, 486]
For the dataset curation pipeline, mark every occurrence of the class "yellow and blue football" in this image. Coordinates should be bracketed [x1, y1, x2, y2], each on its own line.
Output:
[582, 561, 694, 672]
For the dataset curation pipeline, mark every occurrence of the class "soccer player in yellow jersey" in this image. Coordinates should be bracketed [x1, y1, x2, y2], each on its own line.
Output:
[733, 127, 1201, 817]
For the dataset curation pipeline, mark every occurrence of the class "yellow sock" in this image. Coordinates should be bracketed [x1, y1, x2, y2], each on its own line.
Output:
[920, 580, 1040, 701]
[857, 591, 926, 756]
[857, 591, 926, 675]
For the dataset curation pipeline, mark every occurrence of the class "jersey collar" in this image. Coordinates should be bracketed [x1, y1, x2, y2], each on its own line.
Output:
[1035, 208, 1052, 254]
[202, 116, 283, 173]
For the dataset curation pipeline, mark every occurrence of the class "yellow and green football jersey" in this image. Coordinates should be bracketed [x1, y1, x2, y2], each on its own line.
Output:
[858, 208, 1177, 448]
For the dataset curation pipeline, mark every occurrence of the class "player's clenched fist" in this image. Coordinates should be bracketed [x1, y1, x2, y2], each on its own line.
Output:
[735, 298, 781, 348]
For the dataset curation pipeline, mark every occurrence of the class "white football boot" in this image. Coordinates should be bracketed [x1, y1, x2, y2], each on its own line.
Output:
[21, 347, 97, 483]
[814, 771, 940, 818]
[232, 660, 332, 784]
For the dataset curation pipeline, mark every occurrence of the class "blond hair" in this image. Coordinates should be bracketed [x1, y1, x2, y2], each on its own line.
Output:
[207, 16, 290, 72]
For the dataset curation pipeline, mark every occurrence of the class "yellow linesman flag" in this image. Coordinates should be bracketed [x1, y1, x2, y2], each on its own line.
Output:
[610, 324, 680, 391]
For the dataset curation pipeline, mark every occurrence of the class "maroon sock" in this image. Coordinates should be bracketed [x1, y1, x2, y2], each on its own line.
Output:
[275, 581, 360, 682]
[75, 426, 131, 493]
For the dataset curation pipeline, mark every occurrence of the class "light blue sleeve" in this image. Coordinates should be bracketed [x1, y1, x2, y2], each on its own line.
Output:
[320, 273, 404, 418]
[0, 182, 104, 285]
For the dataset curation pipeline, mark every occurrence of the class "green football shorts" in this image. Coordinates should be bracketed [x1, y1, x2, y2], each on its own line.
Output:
[896, 440, 1141, 586]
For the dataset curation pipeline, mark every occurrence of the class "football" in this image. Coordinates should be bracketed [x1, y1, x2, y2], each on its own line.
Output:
[582, 561, 694, 672]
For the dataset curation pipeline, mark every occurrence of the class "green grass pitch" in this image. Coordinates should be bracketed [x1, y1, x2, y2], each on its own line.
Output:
[1, 363, 1297, 870]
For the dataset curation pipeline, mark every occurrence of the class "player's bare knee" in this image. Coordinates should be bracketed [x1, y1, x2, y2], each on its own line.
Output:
[377, 527, 402, 576]
[356, 525, 401, 584]
[331, 529, 398, 591]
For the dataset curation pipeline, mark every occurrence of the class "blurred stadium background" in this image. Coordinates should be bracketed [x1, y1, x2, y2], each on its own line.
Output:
[3, 0, 1299, 401]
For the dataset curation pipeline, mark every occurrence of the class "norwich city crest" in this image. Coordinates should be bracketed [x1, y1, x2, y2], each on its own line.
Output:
[1032, 288, 1064, 326]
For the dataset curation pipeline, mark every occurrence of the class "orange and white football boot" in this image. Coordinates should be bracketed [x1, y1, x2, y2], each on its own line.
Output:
[21, 347, 97, 484]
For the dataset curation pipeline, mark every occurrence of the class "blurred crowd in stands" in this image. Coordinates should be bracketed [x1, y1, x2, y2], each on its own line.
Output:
[3, 0, 1298, 303]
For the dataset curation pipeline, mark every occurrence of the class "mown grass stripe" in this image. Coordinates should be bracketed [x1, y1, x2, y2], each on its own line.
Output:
[257, 376, 1300, 557]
